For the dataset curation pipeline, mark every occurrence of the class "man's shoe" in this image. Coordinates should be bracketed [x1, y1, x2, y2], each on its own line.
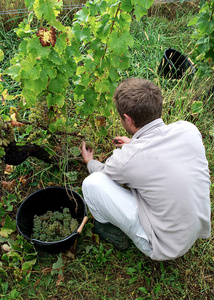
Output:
[94, 220, 129, 250]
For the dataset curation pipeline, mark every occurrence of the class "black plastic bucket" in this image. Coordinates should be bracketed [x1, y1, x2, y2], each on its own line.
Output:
[158, 48, 195, 79]
[16, 186, 87, 253]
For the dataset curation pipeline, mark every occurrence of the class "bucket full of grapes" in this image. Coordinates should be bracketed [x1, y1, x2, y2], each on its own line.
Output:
[16, 186, 88, 253]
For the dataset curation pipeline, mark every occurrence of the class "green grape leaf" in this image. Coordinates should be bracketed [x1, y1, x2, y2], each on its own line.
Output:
[27, 36, 50, 59]
[25, 0, 35, 10]
[33, 0, 63, 22]
[97, 14, 111, 39]
[0, 49, 4, 62]
[0, 147, 5, 157]
[54, 33, 67, 55]
[188, 16, 199, 27]
[73, 25, 91, 43]
[111, 54, 130, 69]
[52, 20, 66, 32]
[48, 50, 63, 65]
[51, 254, 64, 275]
[47, 93, 65, 108]
[197, 13, 210, 32]
[0, 215, 16, 238]
[48, 73, 68, 93]
[95, 77, 111, 93]
[22, 259, 37, 271]
[206, 19, 214, 35]
[74, 84, 85, 99]
[41, 67, 57, 80]
[74, 6, 89, 23]
[191, 101, 203, 115]
[23, 77, 48, 94]
[64, 171, 78, 181]
[5, 64, 22, 81]
[133, 4, 148, 21]
[21, 61, 41, 80]
[108, 31, 134, 55]
[121, 0, 133, 12]
[132, 0, 153, 10]
[21, 88, 37, 106]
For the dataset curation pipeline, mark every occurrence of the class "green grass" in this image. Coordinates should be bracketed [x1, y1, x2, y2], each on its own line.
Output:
[0, 2, 214, 300]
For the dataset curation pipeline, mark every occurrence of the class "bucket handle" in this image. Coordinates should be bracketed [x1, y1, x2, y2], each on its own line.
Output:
[77, 216, 88, 234]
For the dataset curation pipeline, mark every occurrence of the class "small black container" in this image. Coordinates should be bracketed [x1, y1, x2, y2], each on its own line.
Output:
[158, 48, 195, 79]
[16, 186, 87, 253]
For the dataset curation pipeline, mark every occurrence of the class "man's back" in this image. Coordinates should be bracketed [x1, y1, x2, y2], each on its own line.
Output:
[116, 119, 211, 260]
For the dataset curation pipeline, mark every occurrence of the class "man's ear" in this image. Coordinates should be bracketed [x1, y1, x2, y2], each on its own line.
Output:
[123, 114, 134, 125]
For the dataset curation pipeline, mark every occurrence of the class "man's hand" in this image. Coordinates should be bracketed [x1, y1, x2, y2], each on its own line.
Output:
[80, 141, 94, 164]
[113, 136, 131, 147]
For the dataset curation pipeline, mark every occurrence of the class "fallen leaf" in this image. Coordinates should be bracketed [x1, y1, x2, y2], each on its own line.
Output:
[1, 179, 16, 191]
[10, 120, 25, 127]
[65, 251, 75, 260]
[95, 116, 106, 127]
[4, 164, 14, 175]
[2, 243, 11, 252]
[19, 173, 32, 186]
[56, 274, 64, 286]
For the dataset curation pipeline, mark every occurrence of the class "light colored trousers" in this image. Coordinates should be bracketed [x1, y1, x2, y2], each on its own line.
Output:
[82, 172, 152, 256]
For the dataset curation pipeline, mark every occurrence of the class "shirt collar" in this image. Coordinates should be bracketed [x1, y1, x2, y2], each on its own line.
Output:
[131, 118, 165, 140]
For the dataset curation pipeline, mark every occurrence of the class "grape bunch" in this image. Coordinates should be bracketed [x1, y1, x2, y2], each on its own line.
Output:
[0, 115, 15, 148]
[29, 98, 49, 128]
[32, 207, 79, 242]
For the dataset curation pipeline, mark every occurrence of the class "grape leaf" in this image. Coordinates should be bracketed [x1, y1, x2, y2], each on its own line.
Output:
[33, 0, 63, 22]
[48, 74, 68, 94]
[108, 31, 134, 55]
[22, 259, 37, 271]
[47, 93, 65, 108]
[51, 254, 64, 275]
[54, 34, 67, 55]
[0, 147, 5, 157]
[5, 65, 22, 81]
[25, 0, 35, 10]
[74, 6, 89, 23]
[121, 0, 133, 12]
[0, 215, 16, 238]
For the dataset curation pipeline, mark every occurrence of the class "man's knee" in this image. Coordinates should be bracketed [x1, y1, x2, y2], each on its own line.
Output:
[82, 172, 107, 191]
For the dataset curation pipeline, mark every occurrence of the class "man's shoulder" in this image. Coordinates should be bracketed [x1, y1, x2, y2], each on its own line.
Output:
[168, 120, 199, 132]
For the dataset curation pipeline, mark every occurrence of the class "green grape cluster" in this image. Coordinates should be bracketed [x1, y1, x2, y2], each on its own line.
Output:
[0, 115, 15, 147]
[29, 99, 49, 128]
[27, 131, 43, 142]
[32, 207, 79, 242]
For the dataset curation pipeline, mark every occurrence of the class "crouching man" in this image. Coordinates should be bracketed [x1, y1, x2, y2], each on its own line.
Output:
[80, 78, 211, 261]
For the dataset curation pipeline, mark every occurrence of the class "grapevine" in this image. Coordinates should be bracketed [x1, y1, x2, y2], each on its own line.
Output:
[3, 0, 155, 149]
[32, 207, 79, 242]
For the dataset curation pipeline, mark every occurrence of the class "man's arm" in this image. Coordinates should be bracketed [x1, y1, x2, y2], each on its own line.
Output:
[80, 140, 128, 184]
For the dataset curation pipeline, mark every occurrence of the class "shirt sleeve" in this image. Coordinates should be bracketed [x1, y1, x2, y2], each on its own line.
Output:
[87, 149, 128, 184]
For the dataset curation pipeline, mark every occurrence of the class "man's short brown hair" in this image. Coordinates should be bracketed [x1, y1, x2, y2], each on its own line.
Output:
[113, 78, 163, 128]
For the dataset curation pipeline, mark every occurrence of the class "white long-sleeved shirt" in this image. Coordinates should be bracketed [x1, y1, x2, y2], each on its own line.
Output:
[87, 118, 211, 260]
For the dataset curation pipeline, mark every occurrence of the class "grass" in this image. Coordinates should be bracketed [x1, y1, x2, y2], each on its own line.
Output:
[0, 2, 214, 300]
